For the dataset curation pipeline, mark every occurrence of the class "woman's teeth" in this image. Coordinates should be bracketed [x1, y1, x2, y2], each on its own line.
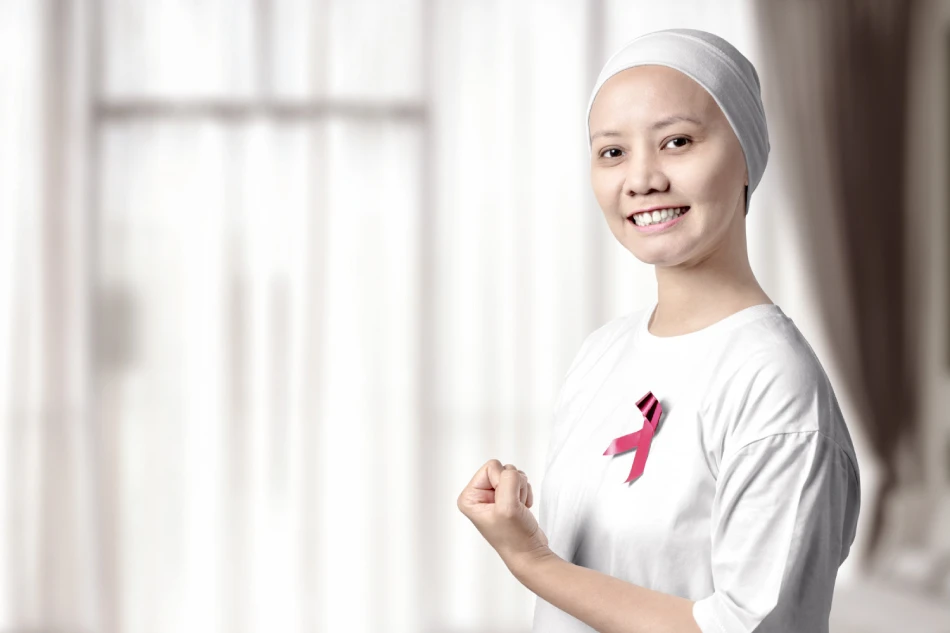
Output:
[631, 206, 689, 226]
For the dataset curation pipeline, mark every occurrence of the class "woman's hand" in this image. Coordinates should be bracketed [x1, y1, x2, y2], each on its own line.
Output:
[456, 459, 551, 571]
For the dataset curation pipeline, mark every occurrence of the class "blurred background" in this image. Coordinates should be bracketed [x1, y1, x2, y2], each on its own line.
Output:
[1, 0, 949, 632]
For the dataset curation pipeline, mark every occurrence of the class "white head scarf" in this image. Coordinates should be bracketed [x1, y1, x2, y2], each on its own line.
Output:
[586, 28, 769, 215]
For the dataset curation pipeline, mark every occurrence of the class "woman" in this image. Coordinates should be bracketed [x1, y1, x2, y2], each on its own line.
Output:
[457, 28, 861, 633]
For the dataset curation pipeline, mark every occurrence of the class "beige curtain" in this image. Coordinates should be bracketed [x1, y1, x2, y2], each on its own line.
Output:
[753, 0, 919, 564]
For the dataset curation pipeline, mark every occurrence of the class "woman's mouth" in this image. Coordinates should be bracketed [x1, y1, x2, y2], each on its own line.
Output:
[626, 206, 690, 232]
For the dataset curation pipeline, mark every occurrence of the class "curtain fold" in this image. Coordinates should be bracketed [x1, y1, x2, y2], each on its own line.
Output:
[753, 0, 919, 563]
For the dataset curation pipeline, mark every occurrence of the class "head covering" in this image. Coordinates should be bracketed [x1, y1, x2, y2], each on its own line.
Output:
[586, 28, 769, 215]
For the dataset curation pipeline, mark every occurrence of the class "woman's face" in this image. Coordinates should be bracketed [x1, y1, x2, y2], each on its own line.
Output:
[588, 65, 749, 269]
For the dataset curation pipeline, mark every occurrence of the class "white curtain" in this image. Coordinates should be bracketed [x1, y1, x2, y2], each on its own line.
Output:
[0, 1, 873, 632]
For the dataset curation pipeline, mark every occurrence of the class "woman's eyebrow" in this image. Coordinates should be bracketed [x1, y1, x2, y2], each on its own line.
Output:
[650, 114, 702, 130]
[590, 114, 703, 143]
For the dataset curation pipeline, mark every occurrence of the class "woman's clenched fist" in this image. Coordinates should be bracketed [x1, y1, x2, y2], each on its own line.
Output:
[456, 459, 550, 571]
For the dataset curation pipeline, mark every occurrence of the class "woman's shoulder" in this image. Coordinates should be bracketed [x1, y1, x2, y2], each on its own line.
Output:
[555, 308, 646, 400]
[567, 308, 643, 368]
[700, 314, 859, 467]
[709, 307, 828, 384]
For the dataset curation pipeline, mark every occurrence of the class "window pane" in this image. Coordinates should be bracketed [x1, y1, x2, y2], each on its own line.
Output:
[101, 0, 257, 99]
[101, 0, 424, 102]
[95, 117, 423, 632]
[319, 0, 423, 101]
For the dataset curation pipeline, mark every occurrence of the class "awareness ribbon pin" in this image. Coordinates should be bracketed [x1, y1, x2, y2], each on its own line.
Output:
[603, 391, 662, 483]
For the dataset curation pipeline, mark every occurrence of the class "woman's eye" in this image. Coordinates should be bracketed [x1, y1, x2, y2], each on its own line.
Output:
[664, 136, 691, 149]
[599, 138, 689, 158]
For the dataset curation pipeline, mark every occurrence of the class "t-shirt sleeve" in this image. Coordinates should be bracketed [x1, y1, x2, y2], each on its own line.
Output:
[691, 430, 860, 633]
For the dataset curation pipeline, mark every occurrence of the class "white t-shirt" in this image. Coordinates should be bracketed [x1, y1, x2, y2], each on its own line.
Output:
[532, 301, 861, 633]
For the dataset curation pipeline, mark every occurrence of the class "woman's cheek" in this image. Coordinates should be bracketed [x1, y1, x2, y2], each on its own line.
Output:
[590, 173, 616, 213]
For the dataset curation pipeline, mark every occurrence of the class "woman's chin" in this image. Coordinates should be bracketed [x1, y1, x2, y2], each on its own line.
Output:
[637, 255, 682, 268]
[626, 244, 690, 267]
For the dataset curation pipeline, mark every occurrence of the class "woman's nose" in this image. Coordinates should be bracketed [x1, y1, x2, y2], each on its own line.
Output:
[624, 152, 670, 197]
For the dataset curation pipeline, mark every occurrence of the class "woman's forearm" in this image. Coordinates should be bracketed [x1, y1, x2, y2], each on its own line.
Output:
[509, 550, 703, 633]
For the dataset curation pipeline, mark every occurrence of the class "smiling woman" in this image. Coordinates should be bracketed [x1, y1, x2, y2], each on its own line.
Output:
[588, 63, 751, 271]
[455, 27, 861, 633]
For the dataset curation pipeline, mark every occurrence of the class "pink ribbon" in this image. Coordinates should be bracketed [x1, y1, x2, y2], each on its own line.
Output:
[603, 391, 662, 483]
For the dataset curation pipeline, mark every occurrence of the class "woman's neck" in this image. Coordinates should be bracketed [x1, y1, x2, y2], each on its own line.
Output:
[649, 256, 771, 337]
